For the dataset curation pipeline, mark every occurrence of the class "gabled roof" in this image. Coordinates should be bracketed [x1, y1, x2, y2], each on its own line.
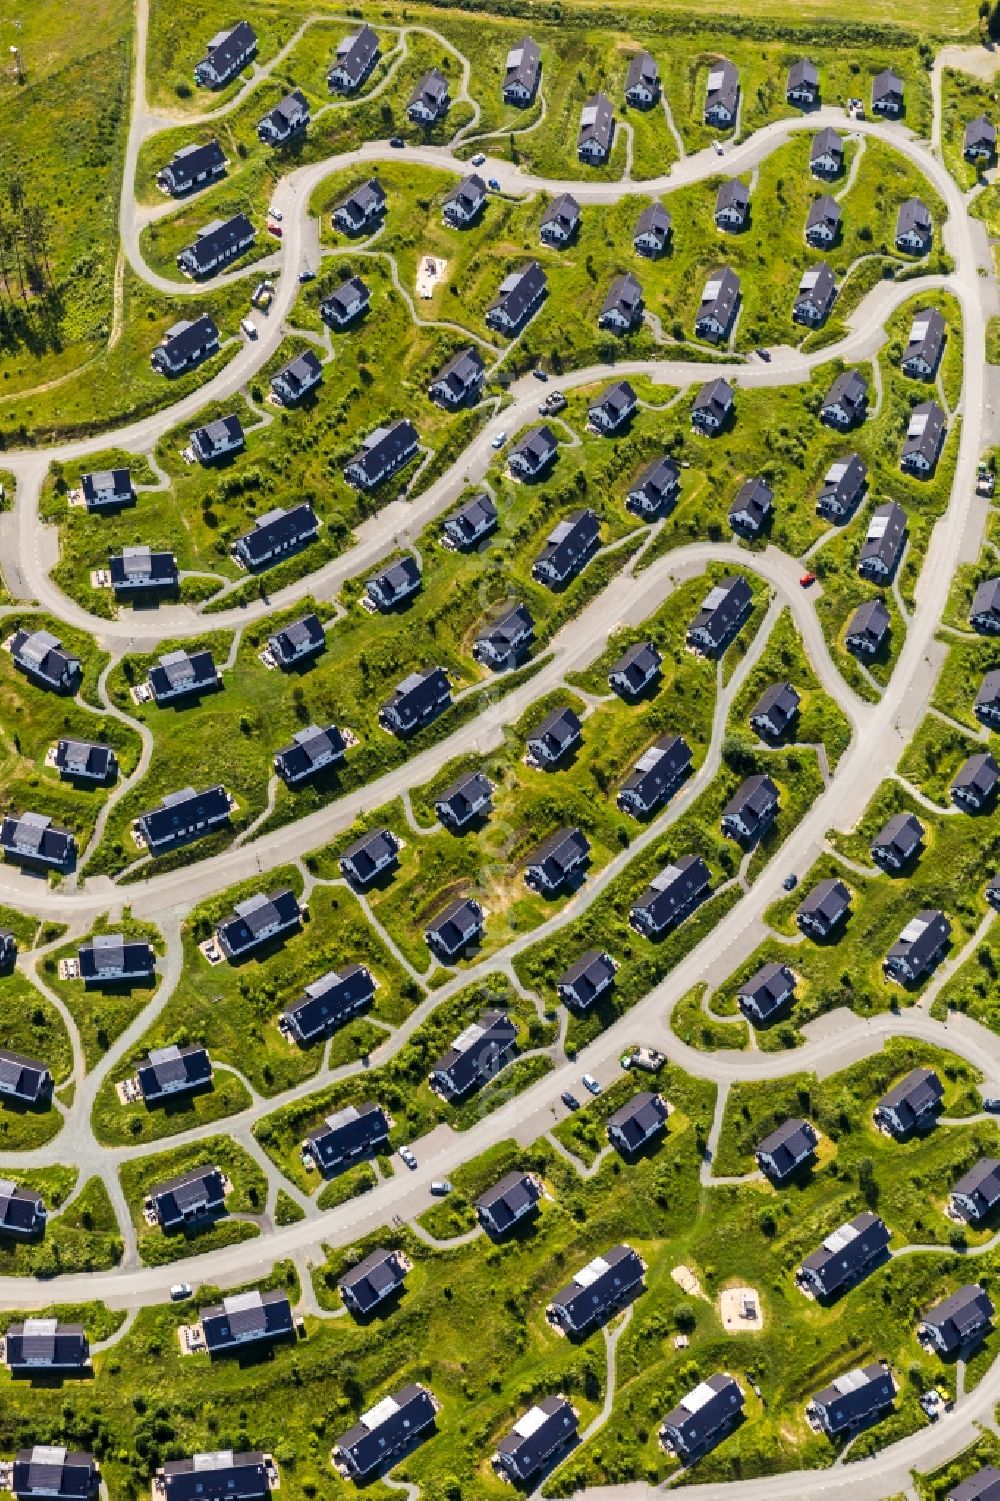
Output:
[810, 126, 843, 163]
[443, 173, 486, 215]
[137, 1043, 211, 1099]
[557, 949, 615, 1005]
[796, 876, 851, 927]
[578, 92, 614, 153]
[160, 1451, 269, 1501]
[532, 507, 599, 576]
[846, 596, 890, 644]
[722, 773, 779, 824]
[823, 368, 868, 416]
[902, 398, 946, 464]
[200, 1289, 293, 1349]
[715, 178, 749, 214]
[476, 1170, 540, 1231]
[877, 1064, 944, 1121]
[504, 37, 541, 95]
[528, 705, 582, 753]
[757, 1117, 817, 1175]
[903, 306, 945, 368]
[897, 196, 932, 238]
[787, 58, 818, 92]
[873, 809, 924, 857]
[872, 67, 904, 104]
[626, 50, 659, 92]
[692, 377, 734, 420]
[634, 201, 672, 241]
[338, 1246, 407, 1313]
[331, 24, 380, 88]
[598, 276, 643, 324]
[953, 751, 999, 800]
[750, 679, 800, 730]
[488, 260, 547, 325]
[541, 192, 580, 231]
[923, 1283, 994, 1349]
[607, 1090, 667, 1151]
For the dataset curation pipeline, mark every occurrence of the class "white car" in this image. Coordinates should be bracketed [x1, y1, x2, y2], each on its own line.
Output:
[170, 1283, 193, 1301]
[399, 1145, 417, 1169]
[240, 318, 257, 339]
[582, 1073, 601, 1095]
[491, 431, 507, 449]
[430, 1180, 453, 1196]
[269, 207, 283, 222]
[471, 152, 486, 166]
[712, 140, 724, 156]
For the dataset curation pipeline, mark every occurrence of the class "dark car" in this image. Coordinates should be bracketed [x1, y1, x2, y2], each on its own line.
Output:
[782, 873, 798, 891]
[560, 1091, 581, 1111]
[389, 136, 406, 148]
[756, 348, 771, 362]
[533, 368, 549, 381]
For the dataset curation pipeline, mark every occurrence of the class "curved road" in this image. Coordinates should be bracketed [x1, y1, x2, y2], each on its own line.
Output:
[0, 12, 996, 1501]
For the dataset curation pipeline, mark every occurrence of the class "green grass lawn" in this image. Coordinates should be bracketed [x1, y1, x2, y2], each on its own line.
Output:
[0, 268, 249, 446]
[0, 0, 131, 408]
[0, 970, 74, 1150]
[0, 1169, 123, 1277]
[124, 867, 419, 1102]
[252, 973, 555, 1192]
[118, 1134, 268, 1266]
[39, 916, 165, 1071]
[0, 612, 140, 855]
[732, 774, 1000, 1045]
[6, 1034, 1000, 1491]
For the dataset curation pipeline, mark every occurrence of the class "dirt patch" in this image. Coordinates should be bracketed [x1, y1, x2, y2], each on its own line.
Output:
[416, 255, 448, 299]
[671, 1264, 707, 1300]
[719, 1285, 764, 1333]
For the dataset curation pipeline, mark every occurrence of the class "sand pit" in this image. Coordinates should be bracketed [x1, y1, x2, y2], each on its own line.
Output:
[671, 1264, 706, 1299]
[416, 255, 448, 298]
[720, 1285, 764, 1333]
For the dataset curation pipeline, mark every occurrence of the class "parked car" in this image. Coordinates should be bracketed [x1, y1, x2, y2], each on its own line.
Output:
[488, 177, 501, 190]
[389, 136, 406, 147]
[471, 152, 486, 166]
[712, 140, 724, 155]
[800, 572, 816, 588]
[170, 1283, 193, 1301]
[267, 223, 283, 237]
[756, 348, 771, 362]
[582, 1073, 601, 1095]
[560, 1091, 581, 1111]
[240, 318, 257, 339]
[399, 1145, 417, 1169]
[782, 873, 798, 891]
[430, 1180, 452, 1196]
[533, 368, 549, 381]
[491, 430, 508, 449]
[622, 1047, 665, 1073]
[269, 208, 283, 222]
[298, 267, 315, 282]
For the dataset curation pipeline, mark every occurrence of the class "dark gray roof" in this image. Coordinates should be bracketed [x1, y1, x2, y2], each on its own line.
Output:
[923, 1284, 994, 1352]
[953, 752, 998, 800]
[902, 399, 946, 466]
[846, 596, 890, 646]
[903, 306, 945, 370]
[607, 1090, 667, 1151]
[810, 126, 843, 165]
[716, 178, 749, 215]
[756, 1117, 818, 1176]
[503, 37, 541, 96]
[897, 197, 932, 240]
[578, 93, 614, 154]
[475, 1170, 540, 1231]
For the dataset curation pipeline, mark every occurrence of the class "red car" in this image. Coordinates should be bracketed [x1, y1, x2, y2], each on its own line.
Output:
[799, 572, 816, 588]
[267, 223, 283, 238]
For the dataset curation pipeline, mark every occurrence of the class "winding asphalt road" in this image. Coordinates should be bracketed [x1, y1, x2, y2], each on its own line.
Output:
[0, 13, 997, 1500]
